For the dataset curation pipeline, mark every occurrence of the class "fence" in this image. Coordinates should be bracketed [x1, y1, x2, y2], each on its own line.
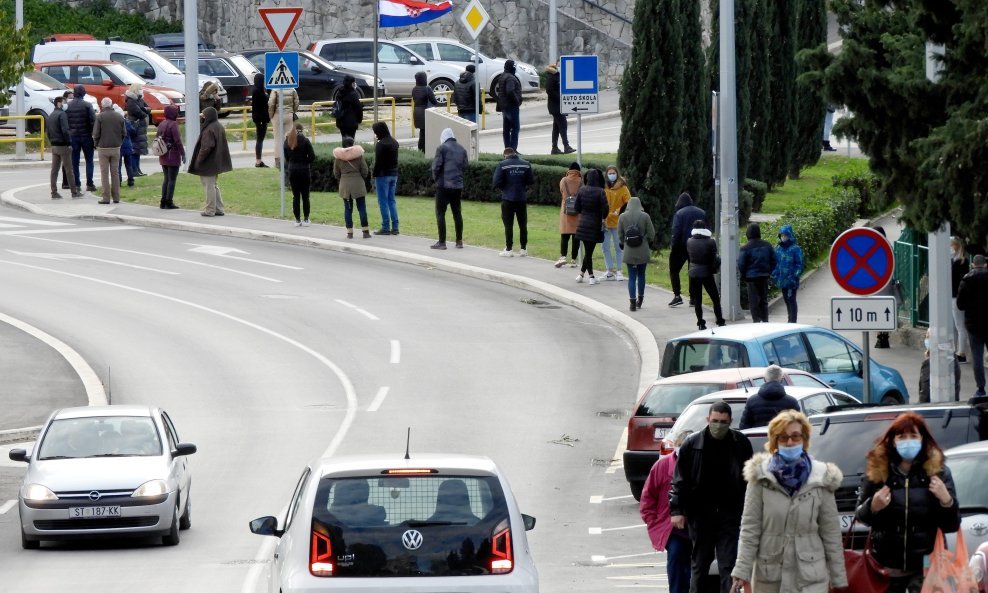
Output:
[0, 115, 46, 160]
[894, 227, 929, 327]
[308, 97, 397, 141]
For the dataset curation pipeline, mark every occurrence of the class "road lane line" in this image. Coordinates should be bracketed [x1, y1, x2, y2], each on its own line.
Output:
[367, 387, 390, 412]
[7, 250, 180, 275]
[335, 299, 379, 321]
[606, 425, 628, 474]
[187, 243, 303, 269]
[0, 500, 16, 514]
[390, 340, 400, 363]
[0, 216, 73, 226]
[589, 524, 646, 534]
[590, 494, 634, 504]
[0, 226, 141, 235]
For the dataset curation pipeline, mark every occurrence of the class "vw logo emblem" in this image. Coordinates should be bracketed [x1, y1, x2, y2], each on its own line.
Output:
[88, 491, 101, 501]
[401, 529, 424, 550]
[973, 522, 988, 537]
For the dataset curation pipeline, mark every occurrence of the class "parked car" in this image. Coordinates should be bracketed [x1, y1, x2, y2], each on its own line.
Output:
[8, 405, 196, 549]
[0, 70, 98, 132]
[660, 322, 910, 403]
[161, 50, 260, 107]
[943, 441, 988, 560]
[147, 32, 213, 51]
[239, 48, 380, 104]
[249, 453, 538, 592]
[396, 37, 540, 99]
[35, 60, 185, 125]
[309, 38, 464, 102]
[622, 367, 832, 499]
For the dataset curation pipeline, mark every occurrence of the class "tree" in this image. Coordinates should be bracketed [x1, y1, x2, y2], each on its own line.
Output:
[763, 0, 796, 187]
[789, 0, 827, 177]
[0, 9, 34, 108]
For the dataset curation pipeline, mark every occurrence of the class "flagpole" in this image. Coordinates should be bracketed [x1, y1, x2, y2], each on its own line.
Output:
[373, 0, 380, 122]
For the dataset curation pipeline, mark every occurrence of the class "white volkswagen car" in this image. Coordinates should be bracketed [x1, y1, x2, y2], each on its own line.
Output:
[396, 38, 541, 98]
[249, 453, 539, 592]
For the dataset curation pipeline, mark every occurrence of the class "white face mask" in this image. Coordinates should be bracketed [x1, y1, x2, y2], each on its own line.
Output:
[607, 173, 617, 182]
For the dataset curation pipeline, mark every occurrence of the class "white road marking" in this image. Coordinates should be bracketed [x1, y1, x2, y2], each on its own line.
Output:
[0, 216, 73, 226]
[334, 299, 379, 321]
[606, 425, 628, 474]
[0, 226, 141, 235]
[367, 387, 390, 412]
[0, 499, 17, 514]
[590, 494, 633, 504]
[589, 523, 646, 534]
[598, 552, 663, 562]
[187, 243, 303, 270]
[7, 250, 179, 274]
[390, 340, 401, 363]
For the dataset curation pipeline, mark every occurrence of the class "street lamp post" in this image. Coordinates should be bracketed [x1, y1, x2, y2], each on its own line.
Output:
[718, 0, 742, 321]
[14, 0, 26, 159]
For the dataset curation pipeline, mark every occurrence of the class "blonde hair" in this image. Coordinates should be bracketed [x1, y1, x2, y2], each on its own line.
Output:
[765, 410, 811, 453]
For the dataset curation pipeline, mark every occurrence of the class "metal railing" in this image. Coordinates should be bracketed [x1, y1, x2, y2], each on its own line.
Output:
[894, 230, 930, 327]
[308, 97, 397, 141]
[0, 115, 46, 159]
[411, 88, 487, 135]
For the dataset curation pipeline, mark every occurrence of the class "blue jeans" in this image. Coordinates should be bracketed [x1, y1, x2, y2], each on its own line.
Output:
[70, 135, 95, 188]
[375, 175, 399, 232]
[344, 197, 368, 230]
[782, 287, 799, 322]
[626, 263, 646, 299]
[502, 106, 520, 150]
[969, 330, 986, 394]
[602, 226, 623, 272]
[666, 531, 692, 593]
[458, 111, 476, 123]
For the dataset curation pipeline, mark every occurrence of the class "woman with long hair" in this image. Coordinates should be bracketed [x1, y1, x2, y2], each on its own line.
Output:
[602, 164, 631, 280]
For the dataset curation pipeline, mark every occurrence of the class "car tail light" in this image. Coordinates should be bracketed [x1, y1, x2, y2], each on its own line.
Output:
[863, 413, 900, 421]
[382, 468, 437, 475]
[310, 530, 334, 577]
[490, 519, 513, 574]
[307, 42, 316, 51]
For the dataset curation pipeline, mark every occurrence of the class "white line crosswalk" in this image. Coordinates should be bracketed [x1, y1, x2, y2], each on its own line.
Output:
[0, 216, 139, 235]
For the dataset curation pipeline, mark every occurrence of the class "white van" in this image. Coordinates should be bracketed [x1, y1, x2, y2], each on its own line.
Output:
[32, 39, 227, 105]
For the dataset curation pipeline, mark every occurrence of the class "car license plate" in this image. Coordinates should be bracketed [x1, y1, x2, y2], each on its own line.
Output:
[840, 514, 865, 530]
[654, 427, 669, 440]
[69, 506, 121, 519]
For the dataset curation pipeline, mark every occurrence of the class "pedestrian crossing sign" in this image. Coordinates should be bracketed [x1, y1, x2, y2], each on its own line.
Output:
[264, 52, 299, 90]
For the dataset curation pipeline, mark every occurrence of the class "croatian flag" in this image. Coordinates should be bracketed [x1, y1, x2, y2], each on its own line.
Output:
[379, 0, 453, 27]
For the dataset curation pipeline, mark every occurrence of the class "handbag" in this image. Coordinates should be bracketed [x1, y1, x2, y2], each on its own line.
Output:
[150, 135, 169, 157]
[921, 529, 979, 593]
[830, 520, 889, 593]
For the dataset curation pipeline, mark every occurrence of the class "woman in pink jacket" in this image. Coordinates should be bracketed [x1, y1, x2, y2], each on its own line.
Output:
[640, 431, 692, 593]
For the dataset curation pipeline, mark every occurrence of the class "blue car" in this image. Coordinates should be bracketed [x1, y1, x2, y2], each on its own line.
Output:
[659, 323, 909, 403]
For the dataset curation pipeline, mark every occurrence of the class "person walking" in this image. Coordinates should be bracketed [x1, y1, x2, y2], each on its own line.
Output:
[772, 224, 805, 323]
[738, 365, 799, 429]
[950, 236, 970, 364]
[602, 165, 631, 280]
[335, 74, 363, 142]
[555, 162, 583, 268]
[640, 431, 693, 593]
[957, 254, 988, 396]
[669, 192, 706, 307]
[251, 73, 270, 168]
[430, 128, 468, 249]
[687, 220, 725, 330]
[670, 400, 754, 593]
[332, 136, 370, 238]
[495, 60, 522, 150]
[918, 328, 961, 402]
[124, 83, 150, 177]
[855, 412, 961, 593]
[92, 97, 125, 204]
[618, 196, 655, 311]
[47, 96, 79, 199]
[156, 104, 184, 210]
[544, 63, 574, 154]
[453, 65, 477, 123]
[412, 71, 438, 153]
[493, 147, 535, 257]
[268, 87, 299, 168]
[574, 168, 608, 285]
[66, 84, 97, 193]
[286, 123, 316, 227]
[372, 122, 400, 235]
[731, 411, 847, 593]
[738, 223, 777, 323]
[188, 106, 233, 217]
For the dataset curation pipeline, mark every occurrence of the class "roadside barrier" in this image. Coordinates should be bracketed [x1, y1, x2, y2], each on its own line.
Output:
[0, 115, 46, 160]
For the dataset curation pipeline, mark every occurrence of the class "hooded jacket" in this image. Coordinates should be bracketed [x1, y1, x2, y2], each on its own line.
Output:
[604, 176, 631, 228]
[732, 453, 847, 593]
[492, 153, 534, 202]
[574, 169, 608, 243]
[495, 63, 522, 110]
[772, 225, 805, 289]
[738, 382, 800, 429]
[453, 70, 476, 114]
[411, 72, 437, 128]
[687, 226, 719, 278]
[558, 169, 583, 234]
[156, 105, 185, 167]
[251, 73, 270, 124]
[671, 192, 706, 250]
[431, 133, 468, 189]
[335, 82, 364, 131]
[188, 107, 233, 177]
[544, 64, 561, 116]
[66, 85, 96, 138]
[738, 223, 777, 280]
[124, 93, 150, 155]
[618, 197, 655, 265]
[957, 266, 988, 333]
[372, 122, 399, 178]
[332, 144, 369, 199]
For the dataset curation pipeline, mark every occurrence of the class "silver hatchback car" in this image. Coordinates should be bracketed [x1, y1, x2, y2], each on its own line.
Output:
[9, 405, 196, 549]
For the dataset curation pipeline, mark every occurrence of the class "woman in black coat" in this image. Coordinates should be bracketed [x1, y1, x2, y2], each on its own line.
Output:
[335, 75, 364, 142]
[574, 168, 608, 284]
[251, 73, 270, 167]
[411, 71, 438, 152]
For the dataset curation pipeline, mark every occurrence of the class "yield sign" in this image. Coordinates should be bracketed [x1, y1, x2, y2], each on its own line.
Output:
[829, 227, 895, 296]
[259, 7, 303, 51]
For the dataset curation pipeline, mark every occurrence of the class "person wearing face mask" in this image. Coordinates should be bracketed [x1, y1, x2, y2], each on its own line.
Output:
[771, 225, 804, 323]
[731, 411, 846, 593]
[602, 165, 631, 280]
[855, 412, 960, 593]
[670, 401, 753, 593]
[640, 430, 693, 593]
[918, 328, 961, 402]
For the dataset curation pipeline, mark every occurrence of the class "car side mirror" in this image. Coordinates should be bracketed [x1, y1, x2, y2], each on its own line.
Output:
[250, 515, 283, 537]
[173, 442, 197, 457]
[522, 514, 536, 531]
[143, 67, 154, 79]
[8, 448, 29, 462]
[101, 79, 114, 88]
[410, 56, 422, 65]
[310, 65, 322, 73]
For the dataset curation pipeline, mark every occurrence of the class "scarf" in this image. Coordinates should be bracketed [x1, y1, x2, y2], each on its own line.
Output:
[768, 451, 811, 497]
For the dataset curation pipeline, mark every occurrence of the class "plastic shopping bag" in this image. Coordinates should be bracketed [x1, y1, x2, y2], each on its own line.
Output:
[921, 529, 979, 593]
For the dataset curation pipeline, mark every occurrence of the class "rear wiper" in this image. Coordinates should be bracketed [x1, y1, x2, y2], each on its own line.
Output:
[39, 455, 77, 460]
[406, 520, 467, 527]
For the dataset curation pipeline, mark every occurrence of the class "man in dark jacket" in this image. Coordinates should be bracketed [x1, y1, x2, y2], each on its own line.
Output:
[670, 400, 753, 593]
[251, 73, 270, 167]
[544, 63, 574, 154]
[738, 365, 799, 429]
[687, 220, 725, 330]
[493, 147, 535, 256]
[495, 60, 523, 151]
[372, 122, 400, 235]
[335, 75, 363, 142]
[430, 128, 468, 250]
[669, 192, 706, 307]
[412, 71, 438, 152]
[957, 254, 988, 396]
[188, 107, 233, 217]
[453, 65, 477, 123]
[66, 84, 97, 192]
[737, 222, 777, 322]
[47, 96, 80, 199]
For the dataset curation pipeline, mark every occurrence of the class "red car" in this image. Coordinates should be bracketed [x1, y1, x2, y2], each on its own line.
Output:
[622, 367, 831, 499]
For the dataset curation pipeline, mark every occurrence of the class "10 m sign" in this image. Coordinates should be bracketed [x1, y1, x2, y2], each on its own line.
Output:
[830, 297, 897, 331]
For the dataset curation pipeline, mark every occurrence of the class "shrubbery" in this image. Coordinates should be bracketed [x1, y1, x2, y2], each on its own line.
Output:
[3, 0, 181, 45]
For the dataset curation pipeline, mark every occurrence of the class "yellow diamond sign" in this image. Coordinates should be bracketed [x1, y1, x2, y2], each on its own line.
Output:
[459, 0, 490, 40]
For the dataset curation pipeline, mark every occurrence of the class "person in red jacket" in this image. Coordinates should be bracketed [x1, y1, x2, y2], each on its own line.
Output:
[640, 431, 692, 593]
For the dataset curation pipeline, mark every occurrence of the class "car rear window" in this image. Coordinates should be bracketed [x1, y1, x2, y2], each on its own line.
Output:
[637, 383, 727, 417]
[946, 454, 988, 512]
[311, 475, 510, 577]
[670, 400, 747, 440]
[662, 340, 747, 376]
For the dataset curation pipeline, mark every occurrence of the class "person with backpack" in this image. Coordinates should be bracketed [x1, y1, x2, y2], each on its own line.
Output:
[492, 147, 535, 257]
[603, 165, 631, 281]
[334, 75, 363, 142]
[618, 196, 655, 311]
[251, 73, 270, 168]
[495, 60, 523, 150]
[555, 162, 583, 268]
[737, 222, 777, 322]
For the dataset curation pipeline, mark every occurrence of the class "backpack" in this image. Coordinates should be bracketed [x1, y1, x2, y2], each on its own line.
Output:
[564, 195, 578, 215]
[624, 221, 644, 247]
[150, 135, 169, 157]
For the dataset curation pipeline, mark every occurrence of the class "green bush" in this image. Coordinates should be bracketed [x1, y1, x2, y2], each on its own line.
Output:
[739, 189, 753, 226]
[759, 187, 860, 263]
[4, 0, 182, 45]
[831, 168, 891, 217]
[744, 178, 769, 212]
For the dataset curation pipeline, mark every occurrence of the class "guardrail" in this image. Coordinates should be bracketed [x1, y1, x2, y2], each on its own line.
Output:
[411, 88, 487, 135]
[0, 115, 46, 160]
[308, 97, 397, 141]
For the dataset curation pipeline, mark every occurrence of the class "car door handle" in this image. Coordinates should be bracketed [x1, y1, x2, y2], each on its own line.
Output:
[828, 381, 837, 386]
[274, 553, 279, 559]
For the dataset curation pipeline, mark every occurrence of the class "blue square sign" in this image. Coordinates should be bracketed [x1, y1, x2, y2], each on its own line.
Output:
[264, 52, 299, 90]
[560, 55, 598, 114]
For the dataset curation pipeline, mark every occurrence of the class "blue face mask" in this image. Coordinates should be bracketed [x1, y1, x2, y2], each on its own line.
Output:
[896, 439, 922, 461]
[777, 443, 803, 461]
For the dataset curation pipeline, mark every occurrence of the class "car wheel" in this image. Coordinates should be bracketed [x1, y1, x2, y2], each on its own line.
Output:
[630, 481, 644, 501]
[880, 392, 903, 405]
[179, 493, 192, 530]
[21, 527, 39, 550]
[430, 79, 455, 105]
[162, 502, 181, 546]
[26, 109, 46, 134]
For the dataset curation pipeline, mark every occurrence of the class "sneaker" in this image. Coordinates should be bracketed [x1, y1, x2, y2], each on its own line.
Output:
[957, 354, 968, 364]
[499, 249, 514, 257]
[519, 249, 527, 257]
[569, 259, 577, 268]
[563, 146, 576, 154]
[589, 276, 599, 285]
[51, 192, 63, 200]
[551, 147, 562, 155]
[604, 272, 616, 281]
[576, 274, 584, 283]
[392, 229, 400, 235]
[455, 240, 463, 248]
[71, 192, 84, 199]
[86, 184, 97, 192]
[302, 220, 311, 227]
[976, 389, 987, 397]
[295, 220, 302, 227]
[615, 271, 625, 281]
[554, 256, 567, 268]
[61, 182, 69, 189]
[430, 241, 447, 250]
[373, 229, 391, 235]
[255, 162, 269, 168]
[668, 296, 684, 307]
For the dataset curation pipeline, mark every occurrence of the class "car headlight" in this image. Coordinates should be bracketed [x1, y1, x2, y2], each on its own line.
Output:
[22, 483, 57, 501]
[132, 479, 168, 498]
[519, 64, 538, 76]
[147, 91, 169, 104]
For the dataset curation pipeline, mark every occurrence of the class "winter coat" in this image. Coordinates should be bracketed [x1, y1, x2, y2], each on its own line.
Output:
[66, 87, 96, 138]
[738, 381, 800, 429]
[670, 192, 705, 250]
[855, 447, 960, 573]
[558, 171, 582, 235]
[496, 71, 522, 110]
[604, 179, 631, 228]
[732, 453, 847, 593]
[372, 123, 399, 177]
[492, 154, 534, 202]
[545, 66, 561, 116]
[199, 81, 221, 111]
[687, 228, 719, 278]
[268, 88, 299, 122]
[46, 108, 71, 146]
[618, 197, 655, 266]
[285, 134, 315, 172]
[124, 94, 150, 155]
[431, 138, 468, 189]
[951, 255, 970, 298]
[574, 184, 608, 243]
[92, 107, 125, 149]
[738, 223, 777, 280]
[669, 427, 753, 520]
[639, 451, 678, 551]
[156, 105, 185, 167]
[120, 119, 135, 157]
[918, 357, 961, 403]
[957, 267, 988, 333]
[335, 87, 363, 132]
[772, 224, 805, 289]
[453, 70, 476, 115]
[412, 72, 438, 129]
[332, 144, 369, 199]
[188, 107, 233, 177]
[251, 73, 270, 124]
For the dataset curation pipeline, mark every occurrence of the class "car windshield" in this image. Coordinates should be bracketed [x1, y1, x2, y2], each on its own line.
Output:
[300, 52, 338, 72]
[229, 55, 260, 76]
[102, 63, 145, 85]
[945, 454, 988, 511]
[637, 383, 727, 417]
[663, 340, 746, 375]
[24, 70, 68, 91]
[669, 400, 746, 441]
[37, 416, 163, 459]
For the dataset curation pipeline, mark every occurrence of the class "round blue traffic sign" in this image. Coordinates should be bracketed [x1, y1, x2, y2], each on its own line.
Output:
[829, 228, 895, 295]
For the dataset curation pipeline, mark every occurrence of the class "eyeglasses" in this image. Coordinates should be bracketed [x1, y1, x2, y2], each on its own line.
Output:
[778, 433, 804, 444]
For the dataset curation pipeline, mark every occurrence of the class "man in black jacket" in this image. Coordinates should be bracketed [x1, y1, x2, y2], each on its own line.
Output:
[412, 71, 438, 152]
[47, 96, 80, 199]
[669, 192, 706, 307]
[492, 147, 535, 256]
[686, 220, 725, 330]
[495, 60, 522, 150]
[453, 65, 477, 123]
[431, 128, 468, 250]
[372, 122, 400, 235]
[670, 400, 753, 593]
[544, 64, 574, 154]
[737, 222, 777, 322]
[738, 365, 799, 429]
[957, 254, 988, 396]
[66, 85, 96, 192]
